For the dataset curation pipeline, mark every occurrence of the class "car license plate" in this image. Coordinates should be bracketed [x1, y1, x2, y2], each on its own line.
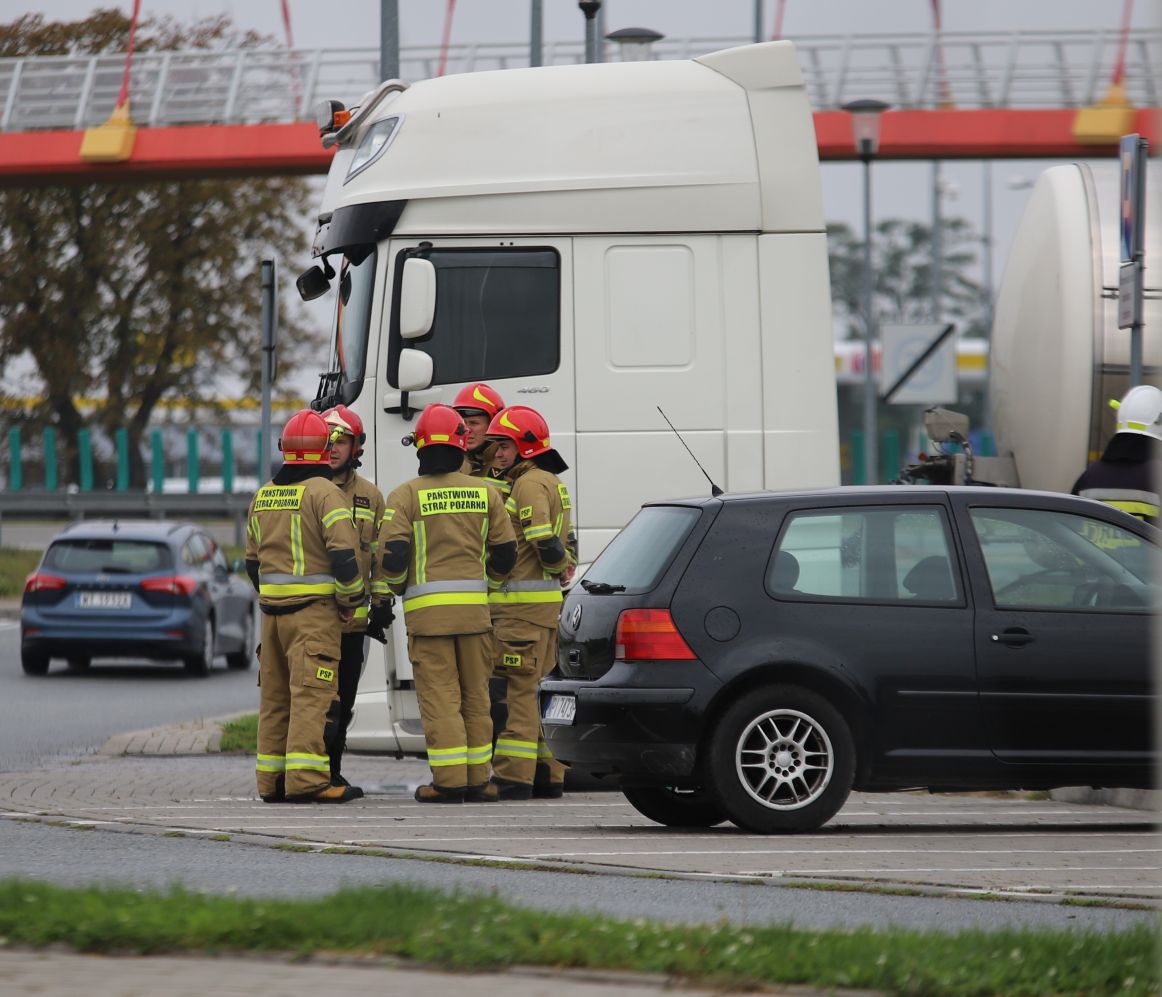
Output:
[543, 694, 576, 725]
[78, 591, 131, 610]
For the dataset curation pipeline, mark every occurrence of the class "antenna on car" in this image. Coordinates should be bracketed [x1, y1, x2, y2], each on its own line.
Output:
[657, 406, 723, 497]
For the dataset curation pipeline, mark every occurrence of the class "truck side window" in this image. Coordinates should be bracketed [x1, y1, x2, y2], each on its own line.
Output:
[391, 248, 559, 385]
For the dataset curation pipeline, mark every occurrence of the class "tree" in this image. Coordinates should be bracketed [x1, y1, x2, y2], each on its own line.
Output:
[0, 11, 320, 487]
[827, 216, 991, 342]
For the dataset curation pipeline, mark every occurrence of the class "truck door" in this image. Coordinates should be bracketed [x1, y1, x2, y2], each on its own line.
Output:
[375, 238, 576, 676]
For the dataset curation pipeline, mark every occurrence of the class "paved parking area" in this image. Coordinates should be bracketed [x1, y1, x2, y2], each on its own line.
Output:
[1, 753, 1156, 905]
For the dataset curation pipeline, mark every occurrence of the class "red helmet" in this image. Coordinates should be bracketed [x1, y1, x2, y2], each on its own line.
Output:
[322, 404, 365, 455]
[452, 382, 505, 420]
[413, 404, 468, 452]
[279, 409, 334, 465]
[487, 405, 552, 458]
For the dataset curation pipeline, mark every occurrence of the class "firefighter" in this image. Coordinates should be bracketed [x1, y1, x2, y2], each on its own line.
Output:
[244, 409, 366, 805]
[452, 382, 510, 494]
[486, 405, 577, 801]
[379, 403, 517, 803]
[322, 404, 394, 793]
[1071, 385, 1162, 526]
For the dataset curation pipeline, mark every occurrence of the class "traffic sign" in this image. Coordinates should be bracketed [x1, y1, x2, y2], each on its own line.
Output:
[880, 324, 957, 405]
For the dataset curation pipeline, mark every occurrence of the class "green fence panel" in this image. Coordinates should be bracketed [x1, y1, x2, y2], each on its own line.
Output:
[43, 427, 57, 491]
[78, 428, 93, 492]
[187, 429, 199, 494]
[151, 430, 164, 494]
[115, 427, 129, 491]
[221, 429, 234, 494]
[881, 429, 900, 484]
[6, 427, 21, 491]
[850, 431, 865, 485]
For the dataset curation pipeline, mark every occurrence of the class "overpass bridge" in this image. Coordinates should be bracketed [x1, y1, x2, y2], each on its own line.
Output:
[0, 28, 1158, 183]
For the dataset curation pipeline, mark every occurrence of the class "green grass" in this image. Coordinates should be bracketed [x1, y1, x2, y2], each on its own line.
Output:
[218, 714, 258, 753]
[0, 880, 1154, 996]
[0, 546, 43, 597]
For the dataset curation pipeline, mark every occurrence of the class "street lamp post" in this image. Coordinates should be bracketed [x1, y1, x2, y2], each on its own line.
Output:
[841, 99, 890, 485]
[605, 27, 665, 62]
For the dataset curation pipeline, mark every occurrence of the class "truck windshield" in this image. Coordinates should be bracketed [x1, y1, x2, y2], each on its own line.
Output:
[334, 250, 377, 384]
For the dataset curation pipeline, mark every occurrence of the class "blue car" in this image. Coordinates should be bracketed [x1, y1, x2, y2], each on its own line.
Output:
[20, 520, 257, 676]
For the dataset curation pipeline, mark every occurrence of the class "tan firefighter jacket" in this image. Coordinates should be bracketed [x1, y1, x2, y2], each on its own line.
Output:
[245, 474, 365, 610]
[380, 471, 515, 637]
[489, 460, 575, 629]
[333, 468, 388, 632]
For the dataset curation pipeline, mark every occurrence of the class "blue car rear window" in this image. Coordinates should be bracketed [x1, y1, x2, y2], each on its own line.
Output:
[43, 540, 172, 574]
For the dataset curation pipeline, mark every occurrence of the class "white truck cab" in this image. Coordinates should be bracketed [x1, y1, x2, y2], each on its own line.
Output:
[301, 41, 839, 754]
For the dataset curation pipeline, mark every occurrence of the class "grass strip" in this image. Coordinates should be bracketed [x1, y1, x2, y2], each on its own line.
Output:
[0, 547, 43, 597]
[0, 880, 1154, 996]
[218, 714, 258, 753]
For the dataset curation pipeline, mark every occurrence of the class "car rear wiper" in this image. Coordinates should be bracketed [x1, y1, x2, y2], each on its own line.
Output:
[580, 579, 626, 595]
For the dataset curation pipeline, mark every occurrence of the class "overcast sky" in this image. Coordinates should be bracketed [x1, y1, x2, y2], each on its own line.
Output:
[15, 1, 1160, 398]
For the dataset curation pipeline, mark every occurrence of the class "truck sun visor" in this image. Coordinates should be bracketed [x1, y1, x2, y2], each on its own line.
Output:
[312, 201, 407, 260]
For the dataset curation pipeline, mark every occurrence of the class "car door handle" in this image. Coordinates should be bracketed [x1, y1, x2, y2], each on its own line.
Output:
[991, 627, 1034, 647]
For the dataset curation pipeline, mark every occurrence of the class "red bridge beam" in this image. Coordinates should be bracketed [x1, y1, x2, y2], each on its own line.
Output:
[0, 109, 1158, 186]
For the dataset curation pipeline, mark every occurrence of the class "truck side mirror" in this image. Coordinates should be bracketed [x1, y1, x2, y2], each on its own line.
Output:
[397, 349, 434, 391]
[399, 258, 436, 339]
[296, 265, 330, 301]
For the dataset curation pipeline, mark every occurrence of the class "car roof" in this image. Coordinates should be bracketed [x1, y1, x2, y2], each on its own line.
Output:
[643, 485, 1137, 509]
[52, 520, 196, 543]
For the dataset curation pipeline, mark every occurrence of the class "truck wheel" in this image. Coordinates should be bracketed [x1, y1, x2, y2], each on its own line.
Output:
[622, 785, 727, 828]
[708, 685, 854, 834]
[21, 649, 49, 676]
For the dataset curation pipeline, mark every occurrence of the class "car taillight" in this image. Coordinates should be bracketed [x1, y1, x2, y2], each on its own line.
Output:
[24, 572, 67, 593]
[141, 575, 198, 596]
[615, 609, 696, 661]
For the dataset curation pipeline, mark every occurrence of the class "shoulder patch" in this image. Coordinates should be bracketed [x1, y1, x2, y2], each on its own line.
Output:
[519, 505, 533, 522]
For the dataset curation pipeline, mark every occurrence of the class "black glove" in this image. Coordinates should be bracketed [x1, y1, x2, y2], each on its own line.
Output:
[366, 599, 395, 643]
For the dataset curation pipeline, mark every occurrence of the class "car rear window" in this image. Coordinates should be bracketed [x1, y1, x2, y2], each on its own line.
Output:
[583, 506, 700, 593]
[43, 539, 172, 574]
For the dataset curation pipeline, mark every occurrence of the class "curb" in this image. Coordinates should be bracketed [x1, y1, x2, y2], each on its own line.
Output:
[1050, 787, 1160, 811]
[99, 710, 253, 757]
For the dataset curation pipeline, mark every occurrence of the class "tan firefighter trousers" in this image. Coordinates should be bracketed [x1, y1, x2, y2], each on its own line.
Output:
[492, 619, 566, 787]
[256, 599, 342, 799]
[408, 632, 493, 790]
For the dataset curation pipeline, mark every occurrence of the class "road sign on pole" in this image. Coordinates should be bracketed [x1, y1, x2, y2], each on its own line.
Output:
[880, 323, 958, 404]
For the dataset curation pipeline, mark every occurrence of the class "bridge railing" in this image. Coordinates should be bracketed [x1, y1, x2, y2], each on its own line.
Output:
[0, 28, 1158, 134]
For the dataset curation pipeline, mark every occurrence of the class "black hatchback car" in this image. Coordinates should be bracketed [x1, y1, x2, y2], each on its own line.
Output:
[21, 520, 257, 676]
[542, 487, 1156, 834]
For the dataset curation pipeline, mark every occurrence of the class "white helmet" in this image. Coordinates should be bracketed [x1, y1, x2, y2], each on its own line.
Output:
[1111, 385, 1162, 441]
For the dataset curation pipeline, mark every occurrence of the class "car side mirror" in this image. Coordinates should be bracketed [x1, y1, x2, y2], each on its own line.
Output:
[296, 265, 331, 301]
[399, 258, 436, 339]
[397, 348, 434, 391]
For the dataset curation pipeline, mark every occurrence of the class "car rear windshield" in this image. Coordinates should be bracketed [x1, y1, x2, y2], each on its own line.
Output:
[583, 506, 701, 593]
[43, 539, 172, 574]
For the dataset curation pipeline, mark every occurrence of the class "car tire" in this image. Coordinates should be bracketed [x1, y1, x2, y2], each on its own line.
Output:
[21, 649, 50, 676]
[226, 608, 256, 671]
[184, 616, 215, 677]
[66, 656, 91, 671]
[622, 785, 727, 828]
[707, 685, 854, 834]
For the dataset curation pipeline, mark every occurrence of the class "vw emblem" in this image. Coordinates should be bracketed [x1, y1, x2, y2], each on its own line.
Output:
[570, 604, 583, 631]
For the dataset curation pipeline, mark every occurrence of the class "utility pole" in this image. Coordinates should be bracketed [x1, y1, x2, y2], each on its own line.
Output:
[579, 1, 602, 64]
[530, 0, 543, 67]
[380, 0, 399, 82]
[259, 260, 278, 482]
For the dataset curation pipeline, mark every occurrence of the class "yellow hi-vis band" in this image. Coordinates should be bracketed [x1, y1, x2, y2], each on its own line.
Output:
[488, 590, 563, 605]
[335, 575, 365, 595]
[256, 753, 286, 772]
[322, 507, 354, 528]
[404, 591, 490, 612]
[495, 737, 538, 759]
[1106, 500, 1160, 518]
[353, 605, 370, 620]
[466, 743, 493, 765]
[290, 513, 305, 575]
[537, 742, 555, 760]
[285, 752, 330, 771]
[428, 745, 468, 766]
